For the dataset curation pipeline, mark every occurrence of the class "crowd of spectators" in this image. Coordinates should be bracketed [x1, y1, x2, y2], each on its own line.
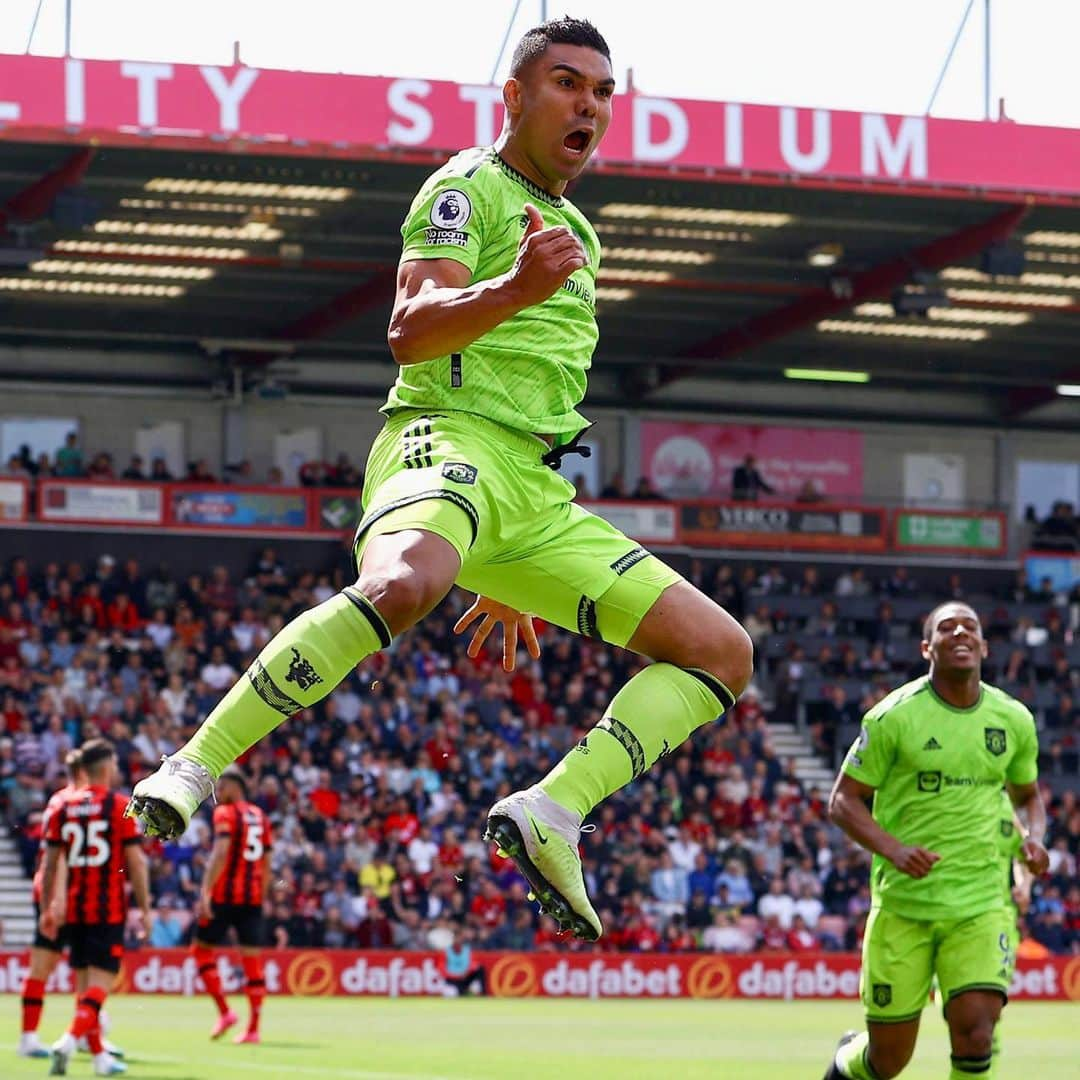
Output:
[0, 550, 1077, 958]
[0, 434, 364, 490]
[1030, 501, 1080, 554]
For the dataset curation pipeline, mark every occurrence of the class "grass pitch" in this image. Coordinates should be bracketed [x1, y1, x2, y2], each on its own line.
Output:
[9, 996, 1073, 1078]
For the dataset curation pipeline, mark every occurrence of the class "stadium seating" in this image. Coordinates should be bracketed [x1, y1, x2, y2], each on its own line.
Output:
[0, 551, 1076, 957]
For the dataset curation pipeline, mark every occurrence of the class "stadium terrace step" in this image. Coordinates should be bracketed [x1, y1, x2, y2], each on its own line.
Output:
[765, 722, 835, 793]
[0, 826, 39, 948]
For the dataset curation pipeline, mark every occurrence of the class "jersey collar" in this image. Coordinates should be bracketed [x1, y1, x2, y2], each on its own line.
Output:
[492, 150, 565, 208]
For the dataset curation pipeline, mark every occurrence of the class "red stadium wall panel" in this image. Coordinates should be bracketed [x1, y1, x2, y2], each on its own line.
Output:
[640, 421, 864, 502]
[2, 55, 1080, 198]
[0, 950, 1076, 1002]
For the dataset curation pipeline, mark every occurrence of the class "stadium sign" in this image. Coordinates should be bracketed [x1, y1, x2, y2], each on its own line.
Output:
[0, 478, 27, 521]
[2, 55, 1080, 197]
[893, 510, 1007, 556]
[39, 479, 163, 525]
[679, 502, 887, 552]
[1, 950, 1076, 1001]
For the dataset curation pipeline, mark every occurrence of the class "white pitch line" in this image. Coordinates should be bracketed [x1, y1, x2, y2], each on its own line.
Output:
[138, 1052, 458, 1080]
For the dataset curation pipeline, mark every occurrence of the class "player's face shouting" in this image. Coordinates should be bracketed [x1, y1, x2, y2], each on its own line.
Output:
[922, 603, 987, 674]
[512, 43, 614, 184]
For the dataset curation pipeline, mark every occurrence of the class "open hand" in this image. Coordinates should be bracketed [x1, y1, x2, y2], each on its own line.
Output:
[454, 595, 541, 672]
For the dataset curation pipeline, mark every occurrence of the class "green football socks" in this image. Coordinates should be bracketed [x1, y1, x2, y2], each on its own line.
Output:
[180, 587, 391, 777]
[834, 1032, 879, 1080]
[538, 662, 734, 820]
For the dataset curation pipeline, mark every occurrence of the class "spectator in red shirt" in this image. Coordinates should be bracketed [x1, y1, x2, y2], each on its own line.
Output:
[105, 593, 141, 633]
[759, 914, 788, 952]
[424, 723, 455, 773]
[787, 914, 818, 952]
[383, 797, 420, 846]
[437, 829, 464, 875]
[469, 878, 506, 930]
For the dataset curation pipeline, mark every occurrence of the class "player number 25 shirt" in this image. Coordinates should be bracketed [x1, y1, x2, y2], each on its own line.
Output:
[211, 801, 272, 907]
[46, 785, 140, 926]
[385, 146, 601, 443]
[842, 676, 1038, 922]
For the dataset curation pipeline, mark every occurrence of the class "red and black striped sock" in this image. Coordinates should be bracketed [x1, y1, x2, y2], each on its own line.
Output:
[193, 946, 229, 1015]
[21, 977, 45, 1033]
[242, 955, 265, 1032]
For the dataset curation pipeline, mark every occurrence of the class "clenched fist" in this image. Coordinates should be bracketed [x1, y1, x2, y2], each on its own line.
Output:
[507, 203, 587, 308]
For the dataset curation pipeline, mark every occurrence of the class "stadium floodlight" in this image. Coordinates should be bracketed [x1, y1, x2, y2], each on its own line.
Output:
[603, 246, 714, 266]
[942, 265, 1080, 290]
[53, 240, 249, 261]
[597, 268, 673, 283]
[945, 287, 1072, 308]
[817, 319, 987, 342]
[144, 178, 352, 201]
[784, 368, 869, 383]
[595, 223, 753, 243]
[92, 220, 283, 242]
[855, 302, 1029, 327]
[598, 203, 793, 228]
[594, 287, 636, 302]
[1056, 385, 1080, 396]
[0, 277, 184, 298]
[807, 243, 842, 267]
[1027, 249, 1080, 267]
[30, 259, 216, 281]
[121, 197, 319, 219]
[1026, 230, 1080, 249]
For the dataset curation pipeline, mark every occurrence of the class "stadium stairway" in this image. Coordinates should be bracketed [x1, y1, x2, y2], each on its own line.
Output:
[0, 831, 35, 947]
[766, 721, 834, 795]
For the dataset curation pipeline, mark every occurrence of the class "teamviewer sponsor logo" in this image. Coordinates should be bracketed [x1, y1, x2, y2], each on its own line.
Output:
[917, 770, 942, 793]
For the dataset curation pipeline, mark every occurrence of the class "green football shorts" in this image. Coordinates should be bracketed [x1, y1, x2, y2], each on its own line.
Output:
[861, 905, 1015, 1023]
[353, 408, 683, 648]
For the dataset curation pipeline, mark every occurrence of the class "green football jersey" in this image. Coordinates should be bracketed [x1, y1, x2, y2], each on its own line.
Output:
[384, 146, 601, 441]
[842, 675, 1038, 922]
[997, 788, 1023, 909]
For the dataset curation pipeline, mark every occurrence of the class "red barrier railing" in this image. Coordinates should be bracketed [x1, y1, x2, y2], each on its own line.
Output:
[6, 479, 1012, 557]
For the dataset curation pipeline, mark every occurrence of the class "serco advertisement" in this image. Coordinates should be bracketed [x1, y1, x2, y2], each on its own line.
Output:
[680, 503, 887, 552]
[0, 950, 1076, 1002]
[1, 55, 1080, 196]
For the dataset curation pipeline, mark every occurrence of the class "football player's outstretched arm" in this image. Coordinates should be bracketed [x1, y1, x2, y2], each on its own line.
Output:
[828, 772, 941, 879]
[388, 204, 585, 366]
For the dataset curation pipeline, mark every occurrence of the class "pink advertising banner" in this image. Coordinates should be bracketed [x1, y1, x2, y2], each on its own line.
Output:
[642, 420, 863, 500]
[2, 55, 1080, 196]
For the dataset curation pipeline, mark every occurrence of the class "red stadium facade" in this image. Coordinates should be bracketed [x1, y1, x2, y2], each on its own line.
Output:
[0, 949, 1076, 1002]
[2, 54, 1080, 199]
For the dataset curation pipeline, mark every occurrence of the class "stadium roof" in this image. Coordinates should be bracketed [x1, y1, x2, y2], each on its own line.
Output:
[1, 93, 1079, 429]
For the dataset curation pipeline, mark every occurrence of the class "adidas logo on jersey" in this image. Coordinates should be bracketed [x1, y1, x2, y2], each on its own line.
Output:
[923, 737, 942, 751]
